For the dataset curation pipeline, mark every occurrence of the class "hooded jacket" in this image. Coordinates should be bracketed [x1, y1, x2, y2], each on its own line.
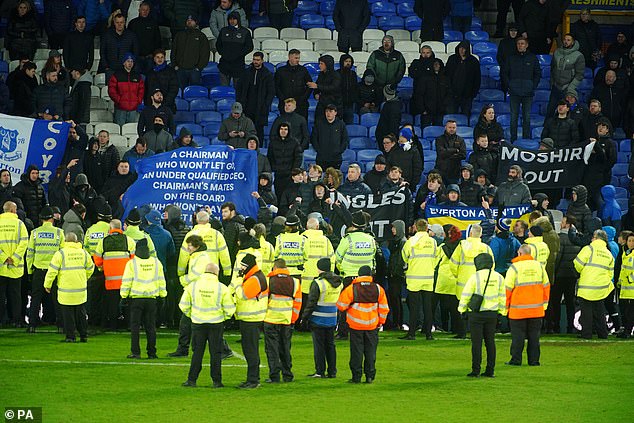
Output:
[367, 42, 406, 87]
[417, 58, 451, 117]
[533, 192, 555, 227]
[434, 131, 466, 182]
[70, 71, 92, 124]
[497, 29, 518, 77]
[364, 165, 388, 195]
[387, 220, 407, 278]
[62, 207, 86, 240]
[496, 175, 531, 206]
[13, 165, 46, 225]
[503, 48, 541, 97]
[171, 24, 211, 71]
[566, 185, 592, 233]
[458, 164, 486, 207]
[358, 69, 383, 109]
[489, 231, 521, 274]
[168, 127, 200, 150]
[314, 55, 342, 110]
[271, 112, 310, 150]
[582, 134, 617, 190]
[338, 54, 359, 108]
[590, 81, 626, 127]
[555, 226, 582, 279]
[163, 205, 191, 278]
[216, 13, 254, 78]
[571, 17, 602, 65]
[440, 185, 468, 207]
[551, 40, 585, 91]
[9, 68, 38, 117]
[267, 123, 303, 175]
[310, 116, 349, 163]
[247, 136, 272, 175]
[600, 185, 622, 231]
[143, 63, 179, 111]
[534, 216, 560, 283]
[209, 3, 248, 38]
[445, 41, 481, 99]
[375, 90, 402, 146]
[468, 140, 498, 177]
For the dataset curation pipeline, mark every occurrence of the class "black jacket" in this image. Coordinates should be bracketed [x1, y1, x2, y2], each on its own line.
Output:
[216, 24, 254, 78]
[555, 229, 582, 279]
[69, 73, 92, 125]
[473, 118, 505, 151]
[409, 53, 437, 115]
[566, 185, 593, 233]
[582, 136, 617, 191]
[267, 130, 303, 176]
[571, 18, 602, 64]
[364, 168, 388, 194]
[32, 81, 71, 119]
[358, 69, 383, 109]
[63, 30, 95, 71]
[271, 112, 310, 150]
[374, 98, 402, 146]
[84, 140, 121, 193]
[518, 0, 552, 39]
[338, 54, 359, 108]
[99, 28, 139, 72]
[48, 169, 72, 216]
[445, 41, 481, 99]
[9, 70, 38, 117]
[13, 166, 47, 225]
[590, 82, 625, 128]
[6, 8, 38, 59]
[143, 64, 179, 111]
[468, 144, 498, 177]
[44, 0, 76, 35]
[275, 62, 313, 111]
[497, 32, 518, 79]
[542, 116, 580, 148]
[138, 104, 175, 136]
[101, 172, 137, 218]
[127, 16, 162, 57]
[310, 118, 349, 163]
[386, 144, 423, 186]
[222, 214, 246, 263]
[580, 111, 607, 141]
[418, 59, 451, 117]
[333, 0, 370, 33]
[435, 132, 467, 182]
[236, 65, 275, 126]
[459, 178, 486, 207]
[314, 55, 342, 110]
[414, 0, 450, 40]
[503, 50, 541, 97]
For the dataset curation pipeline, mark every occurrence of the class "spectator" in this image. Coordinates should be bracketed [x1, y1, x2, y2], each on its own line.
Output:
[108, 53, 145, 126]
[44, 0, 76, 49]
[551, 215, 581, 334]
[469, 134, 498, 179]
[270, 98, 309, 149]
[581, 99, 608, 141]
[84, 131, 121, 192]
[13, 165, 46, 225]
[518, 0, 552, 54]
[380, 167, 413, 219]
[473, 105, 504, 152]
[216, 11, 253, 87]
[144, 49, 179, 112]
[268, 122, 303, 200]
[445, 40, 481, 117]
[582, 119, 617, 211]
[367, 35, 406, 89]
[450, 0, 473, 34]
[49, 162, 74, 215]
[565, 90, 588, 128]
[218, 102, 257, 149]
[32, 70, 71, 121]
[504, 37, 541, 142]
[41, 51, 71, 90]
[80, 0, 111, 33]
[414, 0, 450, 41]
[138, 88, 174, 136]
[100, 13, 139, 78]
[275, 49, 313, 120]
[310, 104, 349, 170]
[307, 55, 342, 121]
[62, 203, 87, 241]
[246, 136, 272, 175]
[236, 52, 275, 144]
[69, 68, 92, 126]
[418, 58, 451, 127]
[62, 123, 88, 181]
[384, 130, 423, 187]
[594, 55, 630, 93]
[546, 33, 585, 117]
[542, 100, 580, 148]
[210, 0, 248, 41]
[333, 0, 370, 53]
[339, 164, 372, 198]
[277, 168, 304, 215]
[168, 127, 199, 151]
[570, 9, 602, 69]
[495, 5, 523, 39]
[435, 120, 466, 184]
[9, 61, 38, 117]
[489, 218, 521, 274]
[144, 114, 173, 153]
[101, 161, 137, 217]
[374, 85, 401, 148]
[297, 164, 323, 214]
[162, 0, 203, 34]
[0, 170, 23, 213]
[63, 17, 95, 73]
[127, 2, 162, 75]
[171, 15, 211, 89]
[590, 70, 626, 128]
[414, 173, 446, 217]
[259, 0, 295, 30]
[6, 1, 38, 61]
[144, 209, 176, 272]
[496, 165, 531, 206]
[409, 45, 436, 114]
[458, 164, 485, 207]
[513, 219, 529, 243]
[337, 54, 358, 124]
[606, 31, 632, 64]
[221, 202, 246, 264]
[122, 138, 155, 172]
[358, 69, 382, 115]
[364, 155, 388, 195]
[440, 184, 467, 207]
[252, 174, 277, 228]
[70, 173, 99, 224]
[600, 186, 622, 233]
[497, 25, 519, 91]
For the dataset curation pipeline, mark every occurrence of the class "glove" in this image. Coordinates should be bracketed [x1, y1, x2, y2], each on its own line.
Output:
[297, 264, 304, 271]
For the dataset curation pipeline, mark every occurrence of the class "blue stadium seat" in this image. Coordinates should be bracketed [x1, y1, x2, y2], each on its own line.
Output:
[249, 15, 270, 28]
[491, 101, 510, 114]
[423, 126, 444, 140]
[189, 98, 215, 112]
[372, 2, 396, 16]
[537, 78, 549, 90]
[360, 113, 381, 127]
[618, 152, 630, 163]
[209, 86, 235, 100]
[216, 99, 233, 113]
[583, 67, 593, 79]
[196, 136, 210, 146]
[325, 16, 336, 30]
[530, 116, 545, 128]
[456, 127, 472, 138]
[0, 61, 8, 74]
[514, 138, 539, 150]
[368, 125, 377, 139]
[578, 79, 593, 91]
[263, 62, 275, 74]
[537, 55, 552, 66]
[350, 137, 374, 150]
[614, 128, 626, 140]
[300, 14, 325, 29]
[303, 149, 317, 162]
[175, 98, 189, 111]
[304, 62, 320, 75]
[615, 187, 629, 198]
[397, 2, 415, 17]
[533, 90, 550, 103]
[201, 74, 221, 88]
[379, 16, 404, 30]
[204, 122, 222, 136]
[296, 1, 319, 14]
[320, 1, 335, 14]
[465, 31, 489, 42]
[176, 123, 203, 136]
[612, 164, 628, 177]
[479, 89, 504, 102]
[532, 127, 543, 138]
[478, 54, 497, 66]
[619, 176, 630, 189]
[425, 150, 437, 162]
[347, 125, 368, 137]
[488, 65, 500, 81]
[541, 66, 550, 78]
[470, 17, 482, 30]
[367, 15, 379, 29]
[617, 198, 628, 215]
[620, 140, 632, 152]
[175, 111, 195, 123]
[472, 42, 497, 55]
[496, 115, 511, 126]
[405, 16, 422, 31]
[357, 149, 383, 163]
[202, 62, 219, 75]
[443, 31, 463, 41]
[183, 85, 208, 99]
[342, 149, 357, 162]
[196, 111, 222, 124]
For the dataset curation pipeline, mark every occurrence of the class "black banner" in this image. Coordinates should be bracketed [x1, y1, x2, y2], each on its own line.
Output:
[495, 142, 588, 189]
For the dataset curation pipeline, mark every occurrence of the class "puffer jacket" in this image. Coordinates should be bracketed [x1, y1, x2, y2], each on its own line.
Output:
[357, 69, 383, 109]
[338, 177, 372, 197]
[6, 7, 38, 59]
[63, 29, 95, 72]
[468, 142, 498, 177]
[209, 3, 248, 38]
[367, 47, 406, 87]
[144, 63, 179, 110]
[99, 28, 139, 72]
[566, 185, 592, 233]
[445, 41, 481, 99]
[275, 62, 313, 111]
[495, 178, 531, 206]
[417, 59, 451, 117]
[571, 18, 602, 65]
[555, 227, 581, 279]
[10, 70, 38, 117]
[32, 81, 71, 119]
[12, 165, 47, 225]
[267, 125, 303, 176]
[600, 185, 622, 232]
[541, 116, 580, 148]
[45, 0, 76, 36]
[314, 55, 342, 110]
[161, 0, 202, 32]
[108, 69, 145, 111]
[458, 165, 485, 207]
[216, 16, 254, 78]
[434, 132, 466, 182]
[503, 50, 541, 97]
[551, 40, 585, 91]
[171, 26, 211, 71]
[534, 216, 560, 283]
[472, 118, 504, 150]
[127, 15, 162, 57]
[338, 54, 358, 108]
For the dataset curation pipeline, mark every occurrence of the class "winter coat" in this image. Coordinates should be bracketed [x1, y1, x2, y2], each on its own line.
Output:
[582, 135, 617, 192]
[414, 0, 450, 41]
[216, 23, 253, 78]
[333, 0, 370, 36]
[144, 129, 173, 154]
[138, 104, 174, 136]
[600, 185, 622, 232]
[32, 81, 71, 119]
[45, 0, 76, 36]
[459, 176, 486, 207]
[497, 32, 518, 79]
[367, 48, 406, 87]
[434, 132, 467, 182]
[503, 50, 541, 98]
[171, 27, 211, 71]
[271, 112, 310, 150]
[9, 70, 38, 117]
[275, 62, 313, 111]
[13, 167, 47, 225]
[143, 63, 179, 110]
[167, 130, 199, 151]
[551, 41, 585, 91]
[518, 0, 551, 40]
[48, 169, 72, 216]
[108, 69, 145, 111]
[267, 131, 303, 176]
[63, 30, 95, 72]
[364, 168, 388, 194]
[534, 216, 560, 283]
[62, 126, 88, 181]
[62, 208, 86, 240]
[122, 146, 155, 172]
[161, 0, 202, 32]
[590, 82, 626, 128]
[568, 101, 588, 128]
[297, 179, 322, 214]
[571, 18, 602, 65]
[222, 214, 246, 262]
[70, 72, 92, 125]
[594, 65, 629, 93]
[84, 141, 121, 193]
[146, 223, 176, 269]
[357, 69, 383, 110]
[99, 28, 139, 72]
[259, 0, 296, 16]
[338, 54, 359, 108]
[338, 178, 372, 198]
[555, 228, 581, 279]
[414, 185, 446, 218]
[445, 41, 481, 99]
[81, 0, 110, 31]
[310, 117, 349, 163]
[314, 55, 342, 110]
[127, 16, 162, 57]
[566, 185, 593, 233]
[450, 0, 472, 17]
[468, 143, 498, 177]
[101, 172, 137, 218]
[217, 115, 257, 149]
[489, 232, 521, 274]
[542, 116, 580, 148]
[386, 144, 424, 187]
[163, 206, 191, 276]
[6, 8, 38, 60]
[495, 178, 531, 206]
[236, 65, 275, 126]
[409, 52, 436, 114]
[417, 59, 451, 117]
[374, 98, 402, 146]
[580, 111, 607, 141]
[209, 3, 248, 38]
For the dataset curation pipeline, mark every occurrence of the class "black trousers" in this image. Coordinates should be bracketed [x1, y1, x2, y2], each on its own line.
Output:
[316, 160, 342, 173]
[129, 298, 157, 356]
[387, 276, 404, 329]
[311, 324, 337, 377]
[604, 290, 621, 331]
[0, 276, 21, 325]
[621, 299, 634, 336]
[419, 21, 444, 41]
[509, 317, 542, 365]
[349, 328, 378, 381]
[274, 175, 292, 205]
[165, 278, 183, 328]
[176, 314, 192, 354]
[240, 320, 262, 383]
[103, 289, 120, 330]
[28, 269, 47, 327]
[469, 311, 498, 373]
[407, 290, 433, 336]
[47, 33, 67, 50]
[548, 277, 576, 333]
[264, 323, 294, 381]
[87, 270, 104, 326]
[61, 303, 88, 340]
[449, 296, 466, 336]
[432, 293, 454, 332]
[448, 96, 473, 117]
[579, 298, 608, 339]
[337, 277, 354, 336]
[188, 322, 224, 384]
[495, 0, 524, 34]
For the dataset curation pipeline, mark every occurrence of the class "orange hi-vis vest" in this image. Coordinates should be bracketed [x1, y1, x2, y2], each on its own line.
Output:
[337, 275, 389, 330]
[505, 254, 550, 319]
[93, 229, 135, 290]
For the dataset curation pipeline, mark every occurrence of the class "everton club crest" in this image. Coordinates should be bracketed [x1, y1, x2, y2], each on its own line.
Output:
[0, 126, 22, 162]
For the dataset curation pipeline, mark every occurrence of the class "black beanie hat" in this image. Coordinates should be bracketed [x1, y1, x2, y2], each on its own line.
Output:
[135, 238, 150, 259]
[358, 265, 372, 276]
[352, 211, 366, 228]
[126, 208, 142, 225]
[529, 226, 543, 237]
[241, 253, 257, 270]
[317, 258, 331, 272]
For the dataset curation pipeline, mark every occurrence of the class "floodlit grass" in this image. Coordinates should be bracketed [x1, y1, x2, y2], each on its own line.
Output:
[1, 328, 633, 422]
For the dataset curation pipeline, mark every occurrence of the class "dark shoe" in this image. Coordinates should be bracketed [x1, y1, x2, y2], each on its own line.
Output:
[505, 361, 521, 366]
[307, 373, 325, 378]
[399, 334, 416, 340]
[79, 338, 88, 343]
[127, 354, 141, 359]
[364, 377, 374, 384]
[182, 380, 197, 387]
[426, 335, 434, 341]
[528, 362, 540, 366]
[212, 382, 224, 388]
[327, 374, 336, 379]
[26, 326, 35, 333]
[347, 379, 361, 384]
[147, 354, 158, 359]
[453, 334, 467, 339]
[60, 338, 75, 343]
[221, 350, 234, 360]
[167, 351, 188, 357]
[334, 334, 348, 340]
[467, 372, 480, 377]
[283, 377, 294, 383]
[238, 382, 260, 389]
[577, 335, 592, 339]
[481, 372, 495, 378]
[265, 378, 280, 384]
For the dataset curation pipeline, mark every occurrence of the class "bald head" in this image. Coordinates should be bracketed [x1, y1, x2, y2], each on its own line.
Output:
[110, 219, 122, 230]
[65, 232, 78, 242]
[306, 218, 319, 230]
[469, 224, 482, 238]
[197, 211, 210, 224]
[205, 262, 219, 275]
[518, 244, 532, 256]
[3, 201, 16, 213]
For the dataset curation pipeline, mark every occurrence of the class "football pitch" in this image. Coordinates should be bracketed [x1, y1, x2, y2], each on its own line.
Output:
[1, 328, 633, 422]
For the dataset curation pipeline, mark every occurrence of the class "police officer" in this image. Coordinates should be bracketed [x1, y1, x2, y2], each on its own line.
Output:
[335, 211, 376, 339]
[180, 262, 236, 388]
[574, 229, 615, 340]
[0, 201, 29, 327]
[121, 239, 167, 359]
[83, 203, 112, 327]
[336, 266, 389, 384]
[44, 232, 94, 342]
[302, 258, 343, 378]
[524, 226, 550, 269]
[26, 206, 65, 332]
[274, 214, 306, 279]
[401, 219, 438, 341]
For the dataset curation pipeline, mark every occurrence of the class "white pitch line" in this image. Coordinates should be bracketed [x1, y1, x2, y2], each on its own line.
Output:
[0, 358, 252, 368]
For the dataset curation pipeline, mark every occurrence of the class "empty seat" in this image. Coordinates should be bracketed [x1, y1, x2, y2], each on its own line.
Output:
[421, 41, 446, 54]
[196, 111, 222, 124]
[302, 51, 321, 62]
[423, 126, 444, 140]
[537, 54, 552, 66]
[314, 39, 338, 52]
[261, 39, 287, 51]
[613, 163, 629, 177]
[175, 98, 189, 111]
[189, 98, 215, 111]
[183, 85, 208, 99]
[349, 137, 374, 150]
[253, 27, 279, 40]
[379, 16, 405, 31]
[357, 149, 383, 163]
[303, 149, 317, 162]
[347, 125, 368, 137]
[94, 73, 106, 86]
[296, 0, 319, 14]
[479, 54, 497, 65]
[360, 113, 380, 127]
[351, 51, 371, 63]
[204, 122, 222, 136]
[268, 51, 288, 64]
[472, 42, 497, 55]
[176, 123, 203, 136]
[615, 187, 629, 198]
[121, 122, 138, 135]
[371, 2, 396, 16]
[395, 40, 420, 52]
[196, 136, 211, 146]
[300, 14, 325, 29]
[94, 122, 121, 135]
[386, 29, 410, 41]
[514, 138, 539, 150]
[363, 29, 385, 41]
[443, 114, 468, 126]
[618, 152, 630, 163]
[533, 90, 550, 103]
[109, 134, 128, 148]
[306, 28, 332, 41]
[320, 1, 335, 14]
[280, 27, 305, 41]
[175, 111, 195, 123]
[479, 89, 505, 102]
[397, 2, 415, 17]
[342, 149, 356, 162]
[443, 31, 463, 41]
[216, 98, 233, 113]
[209, 86, 236, 101]
[465, 31, 489, 42]
[288, 39, 314, 51]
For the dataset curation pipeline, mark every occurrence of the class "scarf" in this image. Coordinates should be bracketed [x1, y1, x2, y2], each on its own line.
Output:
[153, 62, 167, 73]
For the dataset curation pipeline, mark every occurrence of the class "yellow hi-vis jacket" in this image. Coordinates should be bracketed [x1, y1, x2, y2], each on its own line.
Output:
[335, 230, 376, 278]
[43, 242, 94, 305]
[264, 268, 302, 325]
[458, 268, 507, 315]
[177, 224, 231, 277]
[180, 273, 236, 324]
[180, 249, 213, 287]
[450, 237, 494, 300]
[0, 212, 28, 278]
[121, 256, 167, 299]
[274, 231, 306, 275]
[26, 221, 64, 272]
[524, 236, 550, 268]
[574, 239, 615, 301]
[402, 231, 438, 292]
[83, 221, 110, 256]
[301, 229, 334, 294]
[124, 225, 157, 257]
[435, 243, 458, 295]
[258, 235, 275, 276]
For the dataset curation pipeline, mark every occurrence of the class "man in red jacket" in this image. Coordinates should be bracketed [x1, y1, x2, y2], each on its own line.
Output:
[108, 53, 145, 126]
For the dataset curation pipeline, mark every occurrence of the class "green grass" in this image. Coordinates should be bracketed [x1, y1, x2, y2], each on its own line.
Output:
[1, 328, 633, 422]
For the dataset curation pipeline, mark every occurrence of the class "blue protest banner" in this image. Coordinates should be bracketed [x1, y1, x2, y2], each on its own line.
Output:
[0, 114, 69, 185]
[122, 145, 259, 224]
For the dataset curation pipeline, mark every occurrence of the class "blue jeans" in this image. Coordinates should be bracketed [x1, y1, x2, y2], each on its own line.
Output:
[509, 95, 533, 141]
[177, 68, 201, 90]
[114, 109, 138, 126]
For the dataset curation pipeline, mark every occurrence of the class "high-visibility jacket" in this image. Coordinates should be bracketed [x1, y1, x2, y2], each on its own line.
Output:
[180, 249, 213, 287]
[524, 236, 550, 268]
[43, 242, 94, 305]
[0, 212, 28, 279]
[120, 256, 167, 299]
[257, 235, 275, 276]
[274, 231, 306, 275]
[458, 268, 507, 315]
[505, 255, 550, 319]
[618, 250, 634, 288]
[124, 225, 157, 257]
[301, 229, 334, 294]
[180, 273, 236, 324]
[309, 274, 343, 327]
[178, 224, 231, 277]
[234, 265, 269, 322]
[624, 256, 634, 299]
[336, 275, 389, 330]
[26, 222, 64, 273]
[264, 268, 302, 325]
[230, 248, 263, 291]
[435, 244, 458, 295]
[574, 239, 615, 301]
[93, 229, 136, 290]
[83, 221, 110, 256]
[449, 238, 494, 300]
[402, 231, 438, 292]
[335, 231, 376, 278]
